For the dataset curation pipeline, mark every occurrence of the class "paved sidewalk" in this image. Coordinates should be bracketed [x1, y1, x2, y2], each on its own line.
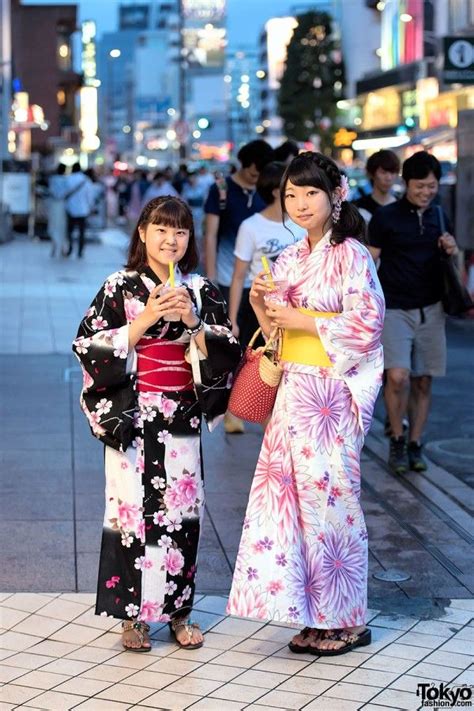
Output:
[1, 593, 473, 710]
[1, 233, 473, 710]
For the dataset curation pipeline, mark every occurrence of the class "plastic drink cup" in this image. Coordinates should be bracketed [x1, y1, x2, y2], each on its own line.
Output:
[263, 276, 288, 306]
[162, 283, 186, 322]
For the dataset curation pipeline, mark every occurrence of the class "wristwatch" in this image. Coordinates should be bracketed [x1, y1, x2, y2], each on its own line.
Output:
[185, 319, 204, 336]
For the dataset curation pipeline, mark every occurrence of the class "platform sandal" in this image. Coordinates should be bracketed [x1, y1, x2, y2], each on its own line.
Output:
[313, 626, 371, 656]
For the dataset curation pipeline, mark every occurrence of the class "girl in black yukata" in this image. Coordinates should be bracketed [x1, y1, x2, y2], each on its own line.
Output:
[73, 197, 241, 652]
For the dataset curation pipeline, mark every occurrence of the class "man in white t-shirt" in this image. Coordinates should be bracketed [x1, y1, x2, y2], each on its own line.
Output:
[228, 161, 305, 346]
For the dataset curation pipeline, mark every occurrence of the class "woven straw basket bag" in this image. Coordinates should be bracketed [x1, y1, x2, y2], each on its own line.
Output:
[228, 328, 283, 423]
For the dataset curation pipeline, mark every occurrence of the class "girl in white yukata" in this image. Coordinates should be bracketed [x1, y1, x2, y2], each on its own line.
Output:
[227, 152, 385, 656]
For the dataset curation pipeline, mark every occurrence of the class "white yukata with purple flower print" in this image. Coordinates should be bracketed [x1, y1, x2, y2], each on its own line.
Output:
[227, 231, 385, 629]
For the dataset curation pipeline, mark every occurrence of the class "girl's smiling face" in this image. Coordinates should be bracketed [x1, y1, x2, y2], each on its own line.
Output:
[139, 223, 190, 275]
[283, 179, 332, 234]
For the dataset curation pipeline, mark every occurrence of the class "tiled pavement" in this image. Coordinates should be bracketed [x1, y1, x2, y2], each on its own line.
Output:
[1, 593, 473, 710]
[1, 233, 473, 710]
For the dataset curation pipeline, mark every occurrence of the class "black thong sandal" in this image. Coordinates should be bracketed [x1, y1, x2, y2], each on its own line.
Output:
[313, 627, 371, 656]
[168, 618, 204, 650]
[122, 620, 151, 653]
[288, 627, 322, 654]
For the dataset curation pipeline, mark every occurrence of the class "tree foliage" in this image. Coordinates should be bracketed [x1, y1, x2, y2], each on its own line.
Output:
[278, 11, 345, 152]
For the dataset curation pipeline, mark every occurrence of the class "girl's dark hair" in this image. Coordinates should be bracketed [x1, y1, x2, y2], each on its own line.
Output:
[280, 152, 367, 245]
[257, 161, 287, 205]
[126, 196, 199, 274]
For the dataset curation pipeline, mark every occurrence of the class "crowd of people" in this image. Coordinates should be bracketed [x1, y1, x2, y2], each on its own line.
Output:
[71, 140, 464, 657]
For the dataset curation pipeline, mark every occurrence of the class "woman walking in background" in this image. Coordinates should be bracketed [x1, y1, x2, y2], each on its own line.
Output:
[228, 161, 305, 345]
[227, 153, 385, 656]
[47, 163, 68, 257]
[73, 196, 240, 652]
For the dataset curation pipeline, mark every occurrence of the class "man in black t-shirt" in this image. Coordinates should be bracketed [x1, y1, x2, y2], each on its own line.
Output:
[353, 149, 400, 223]
[369, 152, 458, 475]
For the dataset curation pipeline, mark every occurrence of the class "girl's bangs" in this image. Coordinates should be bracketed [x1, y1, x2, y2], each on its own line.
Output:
[285, 158, 329, 191]
[148, 199, 193, 230]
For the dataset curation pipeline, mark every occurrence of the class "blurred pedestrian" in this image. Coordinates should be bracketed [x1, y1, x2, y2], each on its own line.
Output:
[228, 161, 305, 346]
[369, 151, 459, 474]
[85, 168, 107, 232]
[47, 164, 68, 257]
[203, 139, 273, 432]
[127, 170, 150, 225]
[142, 171, 179, 207]
[353, 150, 400, 224]
[172, 163, 189, 195]
[196, 164, 215, 198]
[227, 152, 385, 656]
[273, 139, 299, 165]
[182, 171, 206, 248]
[73, 196, 240, 652]
[64, 163, 95, 258]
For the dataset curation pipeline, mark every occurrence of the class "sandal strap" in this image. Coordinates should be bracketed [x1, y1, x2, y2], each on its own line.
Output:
[324, 628, 363, 644]
[171, 618, 201, 642]
[122, 620, 150, 644]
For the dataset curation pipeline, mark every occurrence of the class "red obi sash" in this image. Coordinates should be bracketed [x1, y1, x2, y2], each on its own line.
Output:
[136, 338, 193, 392]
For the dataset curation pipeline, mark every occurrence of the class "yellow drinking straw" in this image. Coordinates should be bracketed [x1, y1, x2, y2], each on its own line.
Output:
[168, 261, 175, 288]
[261, 255, 275, 289]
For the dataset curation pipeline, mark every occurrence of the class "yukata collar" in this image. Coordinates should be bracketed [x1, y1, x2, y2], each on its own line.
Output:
[300, 229, 332, 256]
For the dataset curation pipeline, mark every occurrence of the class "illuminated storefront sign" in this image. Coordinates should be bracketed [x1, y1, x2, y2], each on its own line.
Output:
[182, 0, 226, 22]
[420, 87, 474, 130]
[265, 17, 298, 90]
[362, 87, 401, 130]
[81, 21, 97, 88]
[183, 25, 226, 68]
[80, 86, 100, 151]
[381, 0, 424, 71]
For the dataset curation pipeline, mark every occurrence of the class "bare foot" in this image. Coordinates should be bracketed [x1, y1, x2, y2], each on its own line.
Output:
[122, 621, 151, 651]
[289, 627, 322, 650]
[171, 620, 204, 648]
[314, 625, 366, 652]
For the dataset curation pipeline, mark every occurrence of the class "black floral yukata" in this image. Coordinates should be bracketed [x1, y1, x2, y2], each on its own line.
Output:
[73, 267, 240, 623]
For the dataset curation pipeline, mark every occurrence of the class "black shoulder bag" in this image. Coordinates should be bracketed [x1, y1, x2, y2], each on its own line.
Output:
[437, 206, 474, 316]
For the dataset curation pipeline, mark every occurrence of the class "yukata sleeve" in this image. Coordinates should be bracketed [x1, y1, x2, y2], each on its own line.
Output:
[72, 273, 137, 452]
[315, 241, 385, 436]
[190, 277, 242, 431]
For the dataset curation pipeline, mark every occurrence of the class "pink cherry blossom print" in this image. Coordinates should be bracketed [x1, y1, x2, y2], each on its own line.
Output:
[159, 397, 178, 419]
[123, 296, 145, 323]
[163, 548, 185, 576]
[139, 600, 161, 622]
[176, 473, 198, 506]
[118, 502, 142, 532]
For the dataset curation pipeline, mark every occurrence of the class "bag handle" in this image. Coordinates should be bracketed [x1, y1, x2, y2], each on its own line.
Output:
[248, 327, 282, 362]
[436, 205, 446, 235]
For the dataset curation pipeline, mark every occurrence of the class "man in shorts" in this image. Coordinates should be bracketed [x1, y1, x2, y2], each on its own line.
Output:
[369, 152, 458, 474]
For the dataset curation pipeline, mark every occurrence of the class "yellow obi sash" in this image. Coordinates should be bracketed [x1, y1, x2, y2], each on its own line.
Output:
[281, 309, 339, 367]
